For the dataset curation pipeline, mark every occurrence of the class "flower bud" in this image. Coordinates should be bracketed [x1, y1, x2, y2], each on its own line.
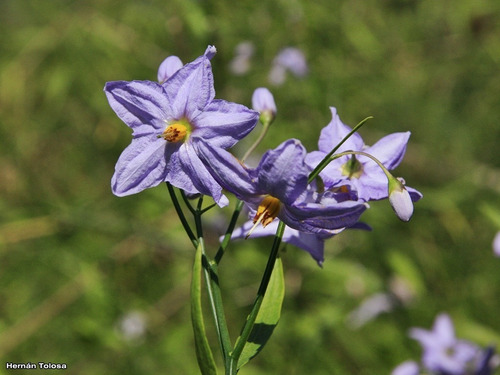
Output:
[157, 55, 183, 83]
[388, 177, 414, 222]
[252, 87, 276, 126]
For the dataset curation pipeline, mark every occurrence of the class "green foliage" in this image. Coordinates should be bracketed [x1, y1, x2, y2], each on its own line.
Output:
[237, 257, 285, 370]
[1, 0, 500, 374]
[191, 243, 218, 375]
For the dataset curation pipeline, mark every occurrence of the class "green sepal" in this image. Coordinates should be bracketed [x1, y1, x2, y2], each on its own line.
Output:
[191, 243, 218, 375]
[236, 257, 285, 369]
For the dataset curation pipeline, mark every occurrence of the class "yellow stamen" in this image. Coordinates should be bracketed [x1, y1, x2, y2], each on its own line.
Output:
[246, 195, 281, 239]
[162, 123, 188, 142]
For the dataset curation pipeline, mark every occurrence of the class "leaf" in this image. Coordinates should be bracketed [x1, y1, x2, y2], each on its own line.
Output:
[191, 244, 218, 375]
[237, 257, 285, 369]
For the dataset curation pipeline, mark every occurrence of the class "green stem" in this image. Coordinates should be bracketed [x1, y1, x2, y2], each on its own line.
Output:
[166, 182, 198, 248]
[180, 190, 197, 215]
[308, 116, 373, 184]
[228, 220, 286, 374]
[194, 201, 233, 365]
[241, 123, 270, 163]
[215, 200, 244, 265]
[200, 241, 233, 365]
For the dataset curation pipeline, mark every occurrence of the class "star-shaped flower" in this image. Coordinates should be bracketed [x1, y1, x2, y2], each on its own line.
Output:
[197, 139, 367, 238]
[410, 314, 482, 374]
[104, 46, 259, 206]
[306, 107, 422, 203]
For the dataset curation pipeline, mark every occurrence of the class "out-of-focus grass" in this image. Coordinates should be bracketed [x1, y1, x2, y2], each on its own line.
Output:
[1, 0, 500, 374]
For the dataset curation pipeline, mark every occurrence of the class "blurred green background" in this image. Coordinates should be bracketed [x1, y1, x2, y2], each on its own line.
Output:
[1, 0, 500, 374]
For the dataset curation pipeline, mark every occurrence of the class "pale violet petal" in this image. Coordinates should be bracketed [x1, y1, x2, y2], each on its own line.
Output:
[104, 80, 170, 136]
[366, 132, 411, 170]
[257, 139, 309, 204]
[112, 136, 168, 196]
[192, 99, 258, 148]
[177, 143, 228, 207]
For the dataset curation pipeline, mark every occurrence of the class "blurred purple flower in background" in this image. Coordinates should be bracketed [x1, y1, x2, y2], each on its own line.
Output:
[410, 313, 481, 374]
[393, 313, 497, 375]
[229, 41, 255, 75]
[269, 47, 308, 85]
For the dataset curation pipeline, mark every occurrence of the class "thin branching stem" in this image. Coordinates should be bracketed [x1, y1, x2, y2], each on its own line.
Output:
[215, 200, 245, 264]
[166, 182, 198, 248]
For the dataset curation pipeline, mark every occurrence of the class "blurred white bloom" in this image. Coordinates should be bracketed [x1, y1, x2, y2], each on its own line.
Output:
[391, 361, 420, 375]
[117, 311, 147, 342]
[347, 292, 394, 328]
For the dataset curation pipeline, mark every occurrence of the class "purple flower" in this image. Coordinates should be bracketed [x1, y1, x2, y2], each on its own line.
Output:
[410, 313, 483, 374]
[269, 47, 308, 85]
[229, 41, 254, 75]
[157, 55, 183, 83]
[197, 139, 368, 238]
[104, 46, 259, 205]
[306, 107, 423, 203]
[493, 231, 500, 257]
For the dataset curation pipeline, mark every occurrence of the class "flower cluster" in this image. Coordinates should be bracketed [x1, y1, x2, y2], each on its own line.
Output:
[392, 314, 498, 375]
[104, 45, 421, 265]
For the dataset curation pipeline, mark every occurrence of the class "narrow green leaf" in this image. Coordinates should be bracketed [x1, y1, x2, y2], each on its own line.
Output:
[191, 243, 218, 375]
[237, 257, 285, 369]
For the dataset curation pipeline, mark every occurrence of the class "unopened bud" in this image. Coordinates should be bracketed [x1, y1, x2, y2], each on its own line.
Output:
[388, 177, 414, 222]
[157, 56, 183, 83]
[252, 87, 276, 126]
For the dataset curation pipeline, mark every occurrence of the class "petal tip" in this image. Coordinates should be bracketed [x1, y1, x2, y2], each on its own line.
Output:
[205, 45, 217, 59]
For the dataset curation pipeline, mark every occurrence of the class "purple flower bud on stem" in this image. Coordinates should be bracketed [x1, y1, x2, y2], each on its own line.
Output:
[252, 87, 277, 126]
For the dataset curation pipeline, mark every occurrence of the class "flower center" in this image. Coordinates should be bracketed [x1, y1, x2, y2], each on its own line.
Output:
[254, 195, 281, 227]
[341, 155, 363, 179]
[245, 195, 281, 239]
[161, 123, 188, 142]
